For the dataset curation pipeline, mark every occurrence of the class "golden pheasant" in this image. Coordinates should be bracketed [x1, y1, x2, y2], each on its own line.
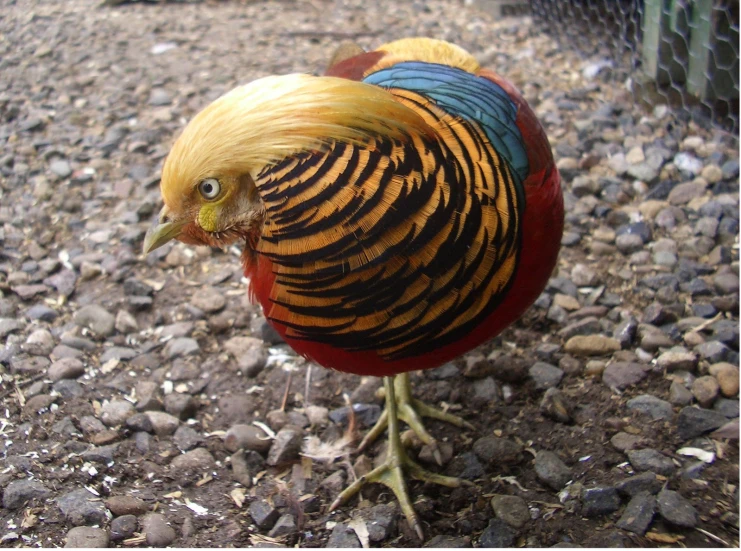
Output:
[144, 37, 563, 539]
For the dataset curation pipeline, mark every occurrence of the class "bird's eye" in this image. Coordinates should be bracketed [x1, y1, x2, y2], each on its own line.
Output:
[198, 178, 221, 200]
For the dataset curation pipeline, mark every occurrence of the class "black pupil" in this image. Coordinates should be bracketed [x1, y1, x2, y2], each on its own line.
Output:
[203, 183, 213, 194]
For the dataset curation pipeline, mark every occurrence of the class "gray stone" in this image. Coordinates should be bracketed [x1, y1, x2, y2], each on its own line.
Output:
[657, 489, 697, 528]
[145, 411, 180, 436]
[677, 406, 727, 439]
[669, 381, 693, 406]
[100, 347, 138, 363]
[540, 387, 571, 423]
[626, 394, 673, 420]
[190, 286, 226, 313]
[170, 447, 215, 470]
[327, 523, 361, 548]
[105, 495, 148, 516]
[615, 492, 655, 535]
[473, 436, 523, 465]
[479, 518, 516, 548]
[359, 502, 398, 542]
[64, 526, 109, 548]
[100, 399, 134, 427]
[564, 335, 620, 356]
[602, 362, 648, 390]
[48, 358, 85, 381]
[57, 489, 108, 526]
[695, 341, 729, 364]
[615, 472, 662, 497]
[82, 443, 119, 464]
[268, 514, 296, 537]
[141, 513, 176, 547]
[714, 272, 739, 295]
[626, 449, 675, 476]
[713, 398, 740, 418]
[173, 425, 203, 451]
[163, 337, 200, 359]
[249, 499, 279, 529]
[266, 426, 302, 465]
[0, 318, 23, 338]
[581, 486, 620, 517]
[490, 494, 530, 528]
[50, 159, 72, 179]
[110, 515, 137, 542]
[528, 362, 564, 390]
[424, 535, 471, 547]
[610, 432, 644, 452]
[224, 424, 272, 454]
[73, 305, 115, 336]
[26, 304, 58, 321]
[163, 393, 198, 420]
[2, 479, 51, 509]
[534, 450, 572, 490]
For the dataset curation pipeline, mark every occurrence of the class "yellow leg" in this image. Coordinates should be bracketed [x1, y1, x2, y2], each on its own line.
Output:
[330, 375, 471, 540]
[358, 372, 474, 465]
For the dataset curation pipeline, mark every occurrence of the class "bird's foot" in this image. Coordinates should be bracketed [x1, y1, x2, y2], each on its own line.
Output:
[329, 403, 470, 540]
[358, 372, 474, 465]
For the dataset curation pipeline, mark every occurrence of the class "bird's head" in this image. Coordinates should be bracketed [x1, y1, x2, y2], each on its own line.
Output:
[143, 73, 430, 254]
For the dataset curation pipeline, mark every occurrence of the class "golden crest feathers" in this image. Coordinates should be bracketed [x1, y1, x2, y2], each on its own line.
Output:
[161, 74, 431, 206]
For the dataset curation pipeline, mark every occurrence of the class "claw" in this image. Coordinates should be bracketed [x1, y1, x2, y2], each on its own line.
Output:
[335, 375, 471, 540]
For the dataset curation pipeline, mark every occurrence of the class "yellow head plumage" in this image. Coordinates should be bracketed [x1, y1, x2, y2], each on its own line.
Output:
[144, 73, 431, 253]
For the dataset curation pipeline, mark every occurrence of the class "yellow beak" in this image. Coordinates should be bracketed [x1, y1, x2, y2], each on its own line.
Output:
[142, 207, 187, 254]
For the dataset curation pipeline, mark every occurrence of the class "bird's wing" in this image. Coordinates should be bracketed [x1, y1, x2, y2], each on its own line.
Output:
[250, 62, 525, 361]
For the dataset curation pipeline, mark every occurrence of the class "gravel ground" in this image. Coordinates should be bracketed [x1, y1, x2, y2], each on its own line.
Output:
[0, 0, 739, 548]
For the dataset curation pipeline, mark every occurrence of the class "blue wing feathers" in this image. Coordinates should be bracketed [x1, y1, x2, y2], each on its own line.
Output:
[363, 62, 529, 184]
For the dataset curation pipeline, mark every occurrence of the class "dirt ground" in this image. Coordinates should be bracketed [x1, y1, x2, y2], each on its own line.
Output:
[0, 0, 738, 548]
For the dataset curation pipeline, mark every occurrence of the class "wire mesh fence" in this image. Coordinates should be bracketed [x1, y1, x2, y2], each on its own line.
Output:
[530, 0, 739, 134]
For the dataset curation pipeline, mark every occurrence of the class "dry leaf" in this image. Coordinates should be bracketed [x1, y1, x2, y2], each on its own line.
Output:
[348, 518, 370, 548]
[163, 491, 182, 499]
[196, 474, 213, 487]
[646, 532, 683, 543]
[230, 488, 246, 508]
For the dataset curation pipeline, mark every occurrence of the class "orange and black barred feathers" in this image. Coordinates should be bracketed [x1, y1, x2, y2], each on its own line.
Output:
[251, 85, 525, 361]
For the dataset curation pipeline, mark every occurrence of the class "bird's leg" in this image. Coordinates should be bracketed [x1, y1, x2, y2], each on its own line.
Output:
[330, 375, 470, 540]
[358, 372, 474, 465]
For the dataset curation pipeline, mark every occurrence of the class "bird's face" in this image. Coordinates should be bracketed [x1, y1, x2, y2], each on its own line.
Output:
[143, 170, 264, 254]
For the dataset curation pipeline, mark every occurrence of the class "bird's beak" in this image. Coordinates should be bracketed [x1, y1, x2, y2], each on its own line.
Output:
[142, 207, 186, 254]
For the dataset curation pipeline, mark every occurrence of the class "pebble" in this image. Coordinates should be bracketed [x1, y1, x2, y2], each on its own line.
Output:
[656, 349, 697, 372]
[713, 397, 740, 418]
[473, 436, 523, 465]
[360, 502, 398, 542]
[667, 180, 707, 204]
[615, 492, 656, 535]
[626, 394, 673, 420]
[528, 362, 564, 389]
[534, 450, 572, 490]
[668, 381, 693, 406]
[479, 518, 516, 548]
[626, 449, 675, 476]
[615, 472, 662, 497]
[218, 395, 258, 424]
[540, 387, 571, 423]
[602, 362, 648, 390]
[190, 286, 226, 313]
[2, 479, 51, 509]
[610, 432, 644, 452]
[709, 362, 740, 397]
[163, 393, 198, 420]
[224, 424, 272, 454]
[266, 426, 302, 466]
[100, 346, 138, 362]
[145, 411, 181, 436]
[115, 310, 138, 333]
[24, 328, 55, 356]
[657, 489, 698, 528]
[677, 406, 728, 439]
[110, 515, 138, 542]
[48, 358, 85, 381]
[100, 399, 134, 427]
[326, 523, 361, 548]
[57, 489, 109, 526]
[581, 486, 621, 517]
[0, 318, 24, 338]
[490, 494, 530, 528]
[105, 495, 148, 516]
[230, 450, 253, 487]
[424, 535, 471, 547]
[170, 447, 215, 470]
[249, 499, 280, 529]
[173, 425, 203, 451]
[564, 335, 620, 356]
[268, 513, 297, 538]
[64, 526, 110, 548]
[73, 304, 115, 337]
[163, 337, 200, 359]
[26, 304, 58, 321]
[50, 159, 73, 178]
[690, 376, 719, 408]
[141, 513, 177, 547]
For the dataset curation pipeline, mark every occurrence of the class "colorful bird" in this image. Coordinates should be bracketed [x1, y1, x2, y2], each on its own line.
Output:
[143, 37, 563, 539]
